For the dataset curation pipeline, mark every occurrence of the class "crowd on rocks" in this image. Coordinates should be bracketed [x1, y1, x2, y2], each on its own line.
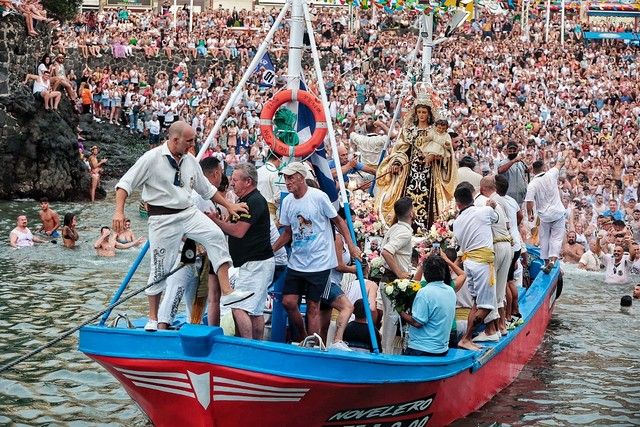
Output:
[14, 4, 640, 349]
[0, 0, 57, 37]
[37, 6, 639, 167]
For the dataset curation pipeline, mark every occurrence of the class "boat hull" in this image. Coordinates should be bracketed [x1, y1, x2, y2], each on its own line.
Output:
[83, 265, 558, 427]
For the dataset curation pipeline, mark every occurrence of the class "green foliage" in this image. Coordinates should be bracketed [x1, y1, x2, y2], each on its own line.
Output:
[41, 0, 82, 22]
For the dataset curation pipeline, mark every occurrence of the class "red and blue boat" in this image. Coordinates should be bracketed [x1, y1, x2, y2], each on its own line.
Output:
[79, 247, 561, 427]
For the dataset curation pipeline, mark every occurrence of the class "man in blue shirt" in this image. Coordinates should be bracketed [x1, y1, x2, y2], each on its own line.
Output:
[355, 80, 368, 106]
[400, 255, 456, 356]
[602, 199, 624, 221]
[328, 145, 377, 185]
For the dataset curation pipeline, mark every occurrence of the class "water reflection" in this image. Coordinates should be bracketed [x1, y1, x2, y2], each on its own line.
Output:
[0, 196, 150, 426]
[456, 265, 640, 426]
[0, 197, 639, 426]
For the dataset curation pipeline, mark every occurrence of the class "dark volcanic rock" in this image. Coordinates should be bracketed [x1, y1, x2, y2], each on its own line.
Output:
[0, 16, 90, 201]
[0, 86, 88, 200]
[78, 115, 149, 181]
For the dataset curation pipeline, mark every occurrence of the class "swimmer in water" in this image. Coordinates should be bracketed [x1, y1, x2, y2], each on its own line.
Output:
[61, 212, 79, 249]
[94, 226, 141, 256]
[115, 218, 145, 246]
[620, 295, 632, 315]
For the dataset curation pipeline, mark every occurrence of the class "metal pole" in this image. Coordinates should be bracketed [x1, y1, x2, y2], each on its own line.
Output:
[287, 0, 304, 93]
[544, 0, 551, 43]
[560, 0, 565, 45]
[99, 241, 150, 326]
[189, 0, 194, 33]
[302, 2, 380, 355]
[385, 33, 420, 146]
[195, 1, 291, 161]
[421, 13, 434, 85]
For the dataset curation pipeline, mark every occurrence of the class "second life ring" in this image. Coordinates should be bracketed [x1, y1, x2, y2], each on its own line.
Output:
[259, 89, 328, 158]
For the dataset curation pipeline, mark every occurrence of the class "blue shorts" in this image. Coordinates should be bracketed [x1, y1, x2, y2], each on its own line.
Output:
[320, 282, 344, 310]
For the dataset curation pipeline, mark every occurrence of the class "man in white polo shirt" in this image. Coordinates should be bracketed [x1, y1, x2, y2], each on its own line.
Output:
[378, 197, 414, 354]
[113, 121, 253, 331]
[525, 157, 566, 274]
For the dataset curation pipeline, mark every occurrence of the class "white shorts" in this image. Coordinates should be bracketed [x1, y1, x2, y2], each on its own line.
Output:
[145, 206, 231, 296]
[493, 241, 512, 309]
[232, 258, 275, 316]
[157, 260, 198, 324]
[464, 259, 496, 312]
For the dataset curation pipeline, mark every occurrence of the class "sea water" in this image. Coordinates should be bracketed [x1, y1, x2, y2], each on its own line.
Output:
[0, 197, 638, 426]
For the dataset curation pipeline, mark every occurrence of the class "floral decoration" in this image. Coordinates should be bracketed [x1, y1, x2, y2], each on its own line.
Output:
[383, 278, 424, 313]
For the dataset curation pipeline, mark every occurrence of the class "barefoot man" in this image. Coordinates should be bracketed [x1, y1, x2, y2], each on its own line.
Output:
[452, 183, 499, 351]
[112, 121, 253, 331]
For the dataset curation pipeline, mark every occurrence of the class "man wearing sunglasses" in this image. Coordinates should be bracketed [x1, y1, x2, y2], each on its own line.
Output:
[602, 244, 636, 286]
[113, 121, 253, 331]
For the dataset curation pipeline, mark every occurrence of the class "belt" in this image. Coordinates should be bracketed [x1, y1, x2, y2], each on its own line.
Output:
[461, 247, 496, 287]
[147, 204, 188, 216]
[493, 236, 512, 244]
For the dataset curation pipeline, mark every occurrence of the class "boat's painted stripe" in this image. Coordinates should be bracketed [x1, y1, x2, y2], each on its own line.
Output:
[132, 381, 196, 398]
[212, 395, 303, 402]
[83, 332, 476, 384]
[213, 386, 306, 397]
[116, 367, 188, 379]
[123, 374, 192, 389]
[213, 376, 309, 393]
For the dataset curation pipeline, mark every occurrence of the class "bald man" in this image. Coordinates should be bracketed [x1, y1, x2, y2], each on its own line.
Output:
[113, 121, 253, 331]
[328, 145, 377, 186]
[474, 175, 512, 340]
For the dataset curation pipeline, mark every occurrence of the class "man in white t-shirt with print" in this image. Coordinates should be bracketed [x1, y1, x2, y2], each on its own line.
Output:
[602, 244, 635, 285]
[272, 162, 361, 342]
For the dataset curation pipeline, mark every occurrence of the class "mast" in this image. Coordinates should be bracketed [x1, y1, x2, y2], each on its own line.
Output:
[301, 1, 381, 354]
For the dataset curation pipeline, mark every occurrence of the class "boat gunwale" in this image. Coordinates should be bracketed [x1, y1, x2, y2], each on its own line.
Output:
[80, 246, 556, 385]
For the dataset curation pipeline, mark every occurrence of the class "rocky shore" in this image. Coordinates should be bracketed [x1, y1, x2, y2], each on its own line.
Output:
[78, 115, 149, 182]
[0, 16, 148, 201]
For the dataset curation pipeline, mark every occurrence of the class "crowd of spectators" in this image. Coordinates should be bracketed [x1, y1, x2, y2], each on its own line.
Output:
[0, 0, 57, 36]
[23, 4, 640, 287]
[10, 0, 640, 354]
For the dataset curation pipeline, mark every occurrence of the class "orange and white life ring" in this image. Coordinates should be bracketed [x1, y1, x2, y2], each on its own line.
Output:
[259, 89, 327, 158]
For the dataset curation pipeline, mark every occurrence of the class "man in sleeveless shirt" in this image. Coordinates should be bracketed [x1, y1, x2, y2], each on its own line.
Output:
[10, 215, 45, 248]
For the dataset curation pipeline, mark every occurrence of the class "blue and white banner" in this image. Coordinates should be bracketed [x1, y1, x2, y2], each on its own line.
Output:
[296, 81, 339, 206]
[253, 52, 276, 88]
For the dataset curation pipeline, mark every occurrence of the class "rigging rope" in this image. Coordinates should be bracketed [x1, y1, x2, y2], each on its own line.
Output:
[0, 260, 196, 374]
